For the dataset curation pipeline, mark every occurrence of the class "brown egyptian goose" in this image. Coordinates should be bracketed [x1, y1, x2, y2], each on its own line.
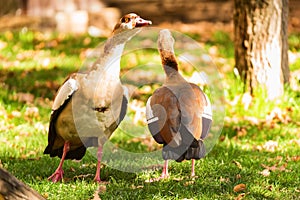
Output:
[44, 13, 152, 183]
[146, 29, 212, 181]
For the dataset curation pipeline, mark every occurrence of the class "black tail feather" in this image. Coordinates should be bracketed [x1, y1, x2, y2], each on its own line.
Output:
[162, 140, 206, 162]
[45, 145, 86, 160]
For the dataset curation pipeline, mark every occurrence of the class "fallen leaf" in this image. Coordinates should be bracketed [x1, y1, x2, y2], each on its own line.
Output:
[241, 92, 252, 110]
[266, 107, 291, 125]
[42, 193, 49, 199]
[235, 193, 246, 200]
[0, 40, 7, 50]
[98, 185, 107, 194]
[220, 176, 230, 183]
[172, 177, 184, 181]
[233, 183, 246, 192]
[291, 156, 300, 162]
[11, 110, 21, 118]
[236, 174, 242, 179]
[262, 140, 278, 152]
[261, 163, 290, 173]
[237, 128, 247, 137]
[70, 167, 76, 172]
[260, 169, 270, 177]
[184, 180, 195, 186]
[24, 107, 39, 118]
[267, 185, 273, 191]
[232, 160, 243, 170]
[131, 185, 144, 189]
[289, 139, 300, 146]
[13, 92, 34, 103]
[92, 189, 101, 200]
[243, 116, 260, 125]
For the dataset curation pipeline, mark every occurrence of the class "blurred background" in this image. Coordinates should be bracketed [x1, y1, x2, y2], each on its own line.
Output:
[0, 1, 300, 199]
[1, 0, 300, 36]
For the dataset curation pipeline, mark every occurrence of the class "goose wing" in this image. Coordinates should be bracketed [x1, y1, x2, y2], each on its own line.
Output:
[146, 83, 209, 147]
[146, 86, 181, 146]
[44, 75, 80, 157]
[52, 76, 79, 112]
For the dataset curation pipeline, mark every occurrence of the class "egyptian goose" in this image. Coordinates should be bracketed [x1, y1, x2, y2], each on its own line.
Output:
[44, 13, 152, 183]
[146, 29, 212, 181]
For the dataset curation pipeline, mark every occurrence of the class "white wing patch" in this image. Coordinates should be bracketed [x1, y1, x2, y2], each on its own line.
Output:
[146, 96, 162, 124]
[122, 85, 129, 101]
[202, 93, 212, 120]
[52, 78, 79, 111]
[146, 96, 155, 123]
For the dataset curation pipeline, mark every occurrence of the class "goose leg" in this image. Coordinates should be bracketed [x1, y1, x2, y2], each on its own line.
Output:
[191, 159, 195, 177]
[94, 146, 103, 183]
[161, 159, 169, 178]
[148, 160, 169, 182]
[48, 141, 70, 182]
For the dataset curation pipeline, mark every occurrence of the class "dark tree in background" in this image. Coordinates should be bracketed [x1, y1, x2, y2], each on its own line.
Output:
[234, 0, 290, 100]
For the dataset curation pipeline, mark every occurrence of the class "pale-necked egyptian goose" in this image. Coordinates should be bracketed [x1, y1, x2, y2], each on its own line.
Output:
[44, 13, 152, 183]
[146, 29, 212, 181]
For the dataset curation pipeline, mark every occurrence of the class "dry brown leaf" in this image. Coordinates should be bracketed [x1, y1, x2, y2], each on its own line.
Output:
[261, 163, 289, 173]
[184, 180, 195, 186]
[289, 139, 300, 146]
[243, 116, 260, 125]
[92, 189, 101, 200]
[267, 185, 273, 191]
[291, 156, 300, 162]
[260, 169, 270, 177]
[237, 128, 247, 137]
[233, 183, 246, 192]
[11, 110, 21, 118]
[236, 174, 242, 179]
[262, 140, 278, 152]
[70, 167, 76, 172]
[235, 193, 246, 200]
[266, 107, 291, 125]
[232, 160, 243, 170]
[131, 185, 144, 189]
[24, 107, 39, 118]
[241, 92, 252, 110]
[98, 185, 107, 194]
[219, 135, 226, 142]
[220, 176, 230, 183]
[172, 177, 184, 181]
[42, 193, 49, 199]
[13, 92, 34, 103]
[0, 40, 7, 50]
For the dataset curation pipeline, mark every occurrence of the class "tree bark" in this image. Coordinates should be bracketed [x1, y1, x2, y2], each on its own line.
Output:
[0, 168, 45, 200]
[234, 0, 289, 100]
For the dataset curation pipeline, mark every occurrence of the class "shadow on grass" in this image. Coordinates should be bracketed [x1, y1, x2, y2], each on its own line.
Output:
[0, 66, 75, 101]
[97, 142, 300, 200]
[1, 138, 299, 200]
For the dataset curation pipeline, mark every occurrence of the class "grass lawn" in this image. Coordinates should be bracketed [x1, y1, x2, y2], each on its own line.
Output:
[0, 29, 300, 200]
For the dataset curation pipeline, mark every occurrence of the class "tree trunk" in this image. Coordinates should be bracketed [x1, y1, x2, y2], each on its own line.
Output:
[233, 0, 289, 100]
[0, 167, 45, 200]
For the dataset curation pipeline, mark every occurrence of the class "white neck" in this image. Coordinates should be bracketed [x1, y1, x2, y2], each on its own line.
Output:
[89, 29, 140, 78]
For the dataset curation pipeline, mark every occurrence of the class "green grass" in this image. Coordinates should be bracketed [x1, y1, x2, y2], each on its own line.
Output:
[0, 30, 300, 200]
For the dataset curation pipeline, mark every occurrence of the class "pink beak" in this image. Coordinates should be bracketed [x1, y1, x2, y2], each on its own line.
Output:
[135, 17, 152, 27]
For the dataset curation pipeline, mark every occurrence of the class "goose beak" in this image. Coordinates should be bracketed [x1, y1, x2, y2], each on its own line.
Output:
[135, 17, 152, 27]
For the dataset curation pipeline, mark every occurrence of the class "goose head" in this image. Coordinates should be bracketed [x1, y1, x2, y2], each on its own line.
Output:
[158, 29, 175, 54]
[112, 13, 152, 35]
[157, 29, 179, 75]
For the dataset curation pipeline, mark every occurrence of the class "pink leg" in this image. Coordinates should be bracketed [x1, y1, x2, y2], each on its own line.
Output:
[161, 160, 169, 178]
[191, 159, 195, 177]
[48, 141, 70, 182]
[148, 160, 169, 182]
[93, 146, 103, 183]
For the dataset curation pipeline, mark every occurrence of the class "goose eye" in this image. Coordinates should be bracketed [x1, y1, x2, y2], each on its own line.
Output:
[122, 17, 130, 23]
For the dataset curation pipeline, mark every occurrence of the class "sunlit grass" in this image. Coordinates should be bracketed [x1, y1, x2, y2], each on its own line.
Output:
[0, 30, 299, 199]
